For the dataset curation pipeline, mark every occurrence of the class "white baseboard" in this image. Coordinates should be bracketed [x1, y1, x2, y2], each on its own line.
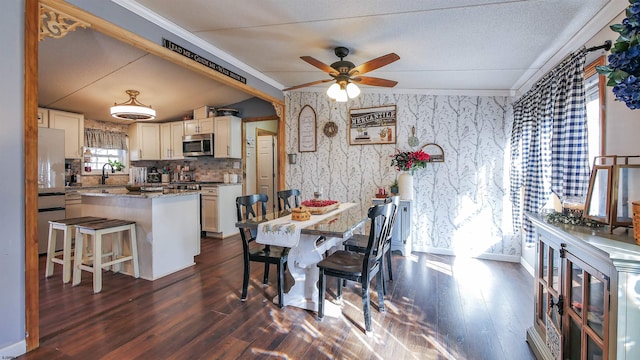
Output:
[412, 246, 521, 263]
[0, 340, 26, 358]
[520, 257, 535, 276]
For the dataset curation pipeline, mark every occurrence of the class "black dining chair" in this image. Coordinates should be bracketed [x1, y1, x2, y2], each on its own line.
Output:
[317, 201, 395, 334]
[277, 189, 301, 211]
[343, 196, 399, 294]
[236, 194, 289, 308]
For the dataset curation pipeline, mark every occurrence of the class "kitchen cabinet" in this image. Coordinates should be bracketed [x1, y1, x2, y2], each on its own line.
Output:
[201, 184, 242, 237]
[38, 107, 49, 127]
[214, 115, 241, 158]
[373, 198, 412, 256]
[526, 213, 640, 360]
[65, 191, 82, 218]
[48, 109, 84, 159]
[160, 121, 184, 160]
[183, 117, 214, 135]
[128, 123, 160, 160]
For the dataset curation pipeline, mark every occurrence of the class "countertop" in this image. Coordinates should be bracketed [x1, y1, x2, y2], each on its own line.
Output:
[79, 188, 201, 199]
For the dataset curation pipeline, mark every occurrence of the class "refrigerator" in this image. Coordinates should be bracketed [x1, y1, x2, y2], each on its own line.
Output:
[38, 127, 66, 254]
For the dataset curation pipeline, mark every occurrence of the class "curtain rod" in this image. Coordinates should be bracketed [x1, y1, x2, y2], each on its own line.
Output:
[585, 40, 612, 53]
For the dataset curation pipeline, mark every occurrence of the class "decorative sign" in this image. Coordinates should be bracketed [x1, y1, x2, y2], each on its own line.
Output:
[298, 105, 317, 152]
[421, 143, 445, 162]
[348, 105, 397, 145]
[162, 38, 247, 84]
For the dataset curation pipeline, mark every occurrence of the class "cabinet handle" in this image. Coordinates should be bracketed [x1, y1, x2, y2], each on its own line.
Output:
[227, 145, 230, 155]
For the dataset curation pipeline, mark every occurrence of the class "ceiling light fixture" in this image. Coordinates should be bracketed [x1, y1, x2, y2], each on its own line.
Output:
[110, 90, 156, 121]
[326, 80, 360, 103]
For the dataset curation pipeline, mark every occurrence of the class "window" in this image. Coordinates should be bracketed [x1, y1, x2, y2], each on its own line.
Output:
[84, 147, 128, 174]
[584, 56, 606, 169]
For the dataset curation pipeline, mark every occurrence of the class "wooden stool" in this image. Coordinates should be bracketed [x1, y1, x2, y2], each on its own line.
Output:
[72, 219, 139, 293]
[45, 216, 106, 283]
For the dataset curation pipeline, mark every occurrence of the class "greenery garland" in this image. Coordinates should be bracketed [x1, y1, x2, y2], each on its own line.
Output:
[596, 0, 640, 110]
[545, 211, 603, 227]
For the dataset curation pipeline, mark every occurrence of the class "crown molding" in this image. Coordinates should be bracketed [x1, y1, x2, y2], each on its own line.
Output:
[110, 0, 285, 90]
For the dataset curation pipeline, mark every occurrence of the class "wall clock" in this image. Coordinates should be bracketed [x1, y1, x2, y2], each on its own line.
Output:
[323, 121, 338, 137]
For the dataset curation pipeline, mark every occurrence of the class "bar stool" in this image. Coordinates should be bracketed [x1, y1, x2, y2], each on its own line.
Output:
[72, 219, 139, 293]
[45, 216, 106, 283]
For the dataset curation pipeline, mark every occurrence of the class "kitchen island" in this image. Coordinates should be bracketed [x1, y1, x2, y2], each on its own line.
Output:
[80, 189, 201, 280]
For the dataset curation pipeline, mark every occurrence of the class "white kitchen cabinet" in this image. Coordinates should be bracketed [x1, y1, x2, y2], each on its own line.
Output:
[65, 191, 82, 218]
[183, 117, 214, 135]
[201, 184, 242, 237]
[373, 198, 412, 256]
[48, 109, 84, 159]
[128, 123, 160, 160]
[214, 115, 241, 158]
[38, 107, 49, 127]
[160, 121, 184, 160]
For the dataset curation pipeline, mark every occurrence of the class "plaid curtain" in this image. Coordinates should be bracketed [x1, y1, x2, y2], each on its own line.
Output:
[510, 49, 591, 244]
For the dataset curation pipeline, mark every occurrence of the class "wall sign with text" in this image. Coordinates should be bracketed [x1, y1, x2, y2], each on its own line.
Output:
[298, 105, 317, 152]
[348, 105, 397, 145]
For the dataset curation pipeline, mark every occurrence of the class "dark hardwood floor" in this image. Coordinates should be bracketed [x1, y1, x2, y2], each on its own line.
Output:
[22, 235, 536, 359]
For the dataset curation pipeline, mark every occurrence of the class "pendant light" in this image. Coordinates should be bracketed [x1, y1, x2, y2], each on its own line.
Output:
[110, 90, 156, 121]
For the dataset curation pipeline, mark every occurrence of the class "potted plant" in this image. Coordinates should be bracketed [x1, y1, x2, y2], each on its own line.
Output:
[108, 159, 125, 172]
[390, 179, 399, 194]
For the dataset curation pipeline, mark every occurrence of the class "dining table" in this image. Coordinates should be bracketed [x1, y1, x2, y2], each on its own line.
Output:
[235, 202, 368, 316]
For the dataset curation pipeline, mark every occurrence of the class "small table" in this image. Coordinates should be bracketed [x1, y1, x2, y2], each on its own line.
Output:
[236, 203, 367, 316]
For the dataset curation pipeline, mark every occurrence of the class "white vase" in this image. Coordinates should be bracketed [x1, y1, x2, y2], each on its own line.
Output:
[398, 171, 413, 200]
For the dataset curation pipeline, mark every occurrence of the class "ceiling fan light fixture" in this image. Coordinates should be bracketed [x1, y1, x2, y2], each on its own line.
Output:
[326, 83, 342, 99]
[346, 82, 360, 98]
[110, 90, 156, 121]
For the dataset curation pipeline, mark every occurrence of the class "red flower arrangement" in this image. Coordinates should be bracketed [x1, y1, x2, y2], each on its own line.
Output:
[390, 149, 430, 173]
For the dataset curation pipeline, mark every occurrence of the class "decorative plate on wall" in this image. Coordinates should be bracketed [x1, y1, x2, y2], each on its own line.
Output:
[323, 121, 338, 137]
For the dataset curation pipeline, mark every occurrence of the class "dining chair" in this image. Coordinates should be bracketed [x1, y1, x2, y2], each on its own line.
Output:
[277, 189, 301, 211]
[343, 196, 399, 294]
[236, 194, 289, 308]
[317, 201, 395, 334]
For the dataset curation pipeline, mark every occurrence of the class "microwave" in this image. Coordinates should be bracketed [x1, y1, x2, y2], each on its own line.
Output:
[182, 133, 214, 156]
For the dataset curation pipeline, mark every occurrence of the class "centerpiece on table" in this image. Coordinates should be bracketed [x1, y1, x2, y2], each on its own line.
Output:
[596, 0, 640, 110]
[390, 149, 430, 200]
[301, 199, 340, 214]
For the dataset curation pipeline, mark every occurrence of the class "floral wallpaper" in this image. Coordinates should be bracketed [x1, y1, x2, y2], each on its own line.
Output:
[285, 92, 520, 259]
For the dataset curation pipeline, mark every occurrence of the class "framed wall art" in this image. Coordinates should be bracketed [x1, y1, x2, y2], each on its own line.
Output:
[298, 105, 317, 152]
[348, 105, 396, 145]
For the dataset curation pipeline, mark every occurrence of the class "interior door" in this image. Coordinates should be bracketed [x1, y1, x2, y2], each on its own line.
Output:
[257, 133, 277, 213]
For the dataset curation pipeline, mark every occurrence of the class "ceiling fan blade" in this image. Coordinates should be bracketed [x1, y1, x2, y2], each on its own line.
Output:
[300, 56, 338, 75]
[283, 79, 334, 91]
[353, 76, 398, 87]
[350, 53, 400, 76]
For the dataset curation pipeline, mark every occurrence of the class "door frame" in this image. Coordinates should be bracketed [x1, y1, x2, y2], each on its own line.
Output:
[25, 0, 286, 350]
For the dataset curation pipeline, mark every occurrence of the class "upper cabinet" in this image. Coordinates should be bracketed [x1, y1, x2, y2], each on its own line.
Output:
[160, 121, 184, 160]
[48, 109, 84, 159]
[128, 123, 160, 161]
[183, 117, 214, 135]
[214, 116, 241, 158]
[37, 107, 49, 127]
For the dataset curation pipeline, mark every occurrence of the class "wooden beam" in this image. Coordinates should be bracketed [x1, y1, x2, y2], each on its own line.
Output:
[39, 0, 284, 106]
[25, 0, 40, 351]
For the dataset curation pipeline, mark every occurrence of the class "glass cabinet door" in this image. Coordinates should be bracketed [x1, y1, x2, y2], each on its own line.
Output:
[564, 253, 609, 360]
[535, 238, 564, 358]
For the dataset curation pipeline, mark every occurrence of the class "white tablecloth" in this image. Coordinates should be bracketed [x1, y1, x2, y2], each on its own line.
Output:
[256, 203, 354, 247]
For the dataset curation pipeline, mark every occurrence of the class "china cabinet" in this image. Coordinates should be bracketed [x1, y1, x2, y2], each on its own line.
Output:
[128, 123, 160, 160]
[160, 121, 184, 160]
[214, 115, 242, 158]
[48, 109, 84, 159]
[526, 213, 640, 360]
[372, 198, 412, 255]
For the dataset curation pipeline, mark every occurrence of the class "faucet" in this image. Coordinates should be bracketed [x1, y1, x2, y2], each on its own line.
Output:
[101, 163, 114, 185]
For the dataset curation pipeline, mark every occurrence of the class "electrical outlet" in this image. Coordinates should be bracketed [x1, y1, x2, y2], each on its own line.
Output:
[233, 161, 240, 169]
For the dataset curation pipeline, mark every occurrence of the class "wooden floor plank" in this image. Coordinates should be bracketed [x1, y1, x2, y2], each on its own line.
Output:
[20, 235, 536, 360]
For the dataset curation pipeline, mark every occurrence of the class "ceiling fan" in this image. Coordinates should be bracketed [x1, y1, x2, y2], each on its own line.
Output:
[283, 46, 400, 99]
